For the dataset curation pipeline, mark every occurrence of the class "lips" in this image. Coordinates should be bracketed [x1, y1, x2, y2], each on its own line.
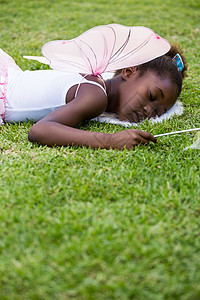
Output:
[132, 111, 147, 123]
[119, 110, 148, 123]
[147, 109, 157, 119]
[132, 112, 139, 122]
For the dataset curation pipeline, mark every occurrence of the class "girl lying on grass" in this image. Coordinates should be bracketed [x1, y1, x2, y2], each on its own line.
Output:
[0, 24, 187, 150]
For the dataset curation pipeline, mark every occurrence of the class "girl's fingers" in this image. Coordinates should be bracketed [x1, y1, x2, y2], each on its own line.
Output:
[136, 136, 150, 144]
[136, 130, 157, 143]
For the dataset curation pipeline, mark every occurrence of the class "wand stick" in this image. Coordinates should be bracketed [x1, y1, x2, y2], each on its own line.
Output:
[154, 127, 200, 137]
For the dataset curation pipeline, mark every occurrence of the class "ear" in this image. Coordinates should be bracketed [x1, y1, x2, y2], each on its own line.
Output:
[121, 66, 138, 80]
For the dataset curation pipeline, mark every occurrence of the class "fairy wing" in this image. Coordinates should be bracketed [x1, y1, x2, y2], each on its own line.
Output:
[105, 24, 170, 71]
[23, 56, 50, 65]
[24, 24, 170, 75]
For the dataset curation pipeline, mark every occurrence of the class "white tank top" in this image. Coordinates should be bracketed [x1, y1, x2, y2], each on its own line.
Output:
[5, 68, 106, 122]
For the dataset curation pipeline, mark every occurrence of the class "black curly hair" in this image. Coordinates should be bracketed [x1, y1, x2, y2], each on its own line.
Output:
[115, 44, 187, 97]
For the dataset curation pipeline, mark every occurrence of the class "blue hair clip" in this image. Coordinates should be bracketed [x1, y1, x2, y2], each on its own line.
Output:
[172, 54, 184, 72]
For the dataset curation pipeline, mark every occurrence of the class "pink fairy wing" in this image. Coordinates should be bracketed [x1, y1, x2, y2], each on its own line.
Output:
[41, 25, 116, 75]
[23, 56, 50, 65]
[24, 24, 170, 75]
[105, 24, 170, 71]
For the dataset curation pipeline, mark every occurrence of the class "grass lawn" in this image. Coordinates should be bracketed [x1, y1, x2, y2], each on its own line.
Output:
[0, 0, 200, 299]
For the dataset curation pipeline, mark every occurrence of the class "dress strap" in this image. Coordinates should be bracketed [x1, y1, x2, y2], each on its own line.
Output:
[74, 74, 107, 98]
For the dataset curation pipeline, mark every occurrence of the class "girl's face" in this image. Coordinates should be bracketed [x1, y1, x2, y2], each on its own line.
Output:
[118, 70, 177, 122]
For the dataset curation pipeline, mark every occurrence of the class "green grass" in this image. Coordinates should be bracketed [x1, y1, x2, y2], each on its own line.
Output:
[0, 0, 200, 299]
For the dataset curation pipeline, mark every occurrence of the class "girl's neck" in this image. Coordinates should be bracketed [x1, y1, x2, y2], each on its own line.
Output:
[105, 75, 123, 114]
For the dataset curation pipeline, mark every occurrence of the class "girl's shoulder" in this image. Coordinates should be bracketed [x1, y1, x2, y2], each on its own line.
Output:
[81, 74, 106, 91]
[66, 78, 108, 122]
[66, 74, 107, 104]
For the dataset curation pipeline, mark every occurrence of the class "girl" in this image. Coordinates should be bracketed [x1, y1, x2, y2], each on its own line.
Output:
[0, 24, 187, 150]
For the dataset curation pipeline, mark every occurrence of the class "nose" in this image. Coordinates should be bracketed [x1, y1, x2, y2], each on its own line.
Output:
[143, 106, 156, 118]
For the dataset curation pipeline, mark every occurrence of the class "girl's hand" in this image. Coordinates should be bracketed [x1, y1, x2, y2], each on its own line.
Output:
[110, 129, 157, 150]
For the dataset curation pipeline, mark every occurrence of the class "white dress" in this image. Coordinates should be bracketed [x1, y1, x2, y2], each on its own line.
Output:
[0, 49, 106, 124]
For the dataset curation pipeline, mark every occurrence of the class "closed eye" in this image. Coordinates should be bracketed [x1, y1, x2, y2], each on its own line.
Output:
[149, 92, 156, 102]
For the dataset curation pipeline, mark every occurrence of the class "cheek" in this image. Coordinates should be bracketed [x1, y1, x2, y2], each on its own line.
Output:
[122, 86, 147, 107]
[120, 93, 141, 114]
[166, 92, 178, 109]
[119, 78, 149, 116]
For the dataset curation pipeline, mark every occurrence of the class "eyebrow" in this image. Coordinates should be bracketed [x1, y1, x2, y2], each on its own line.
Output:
[156, 87, 164, 98]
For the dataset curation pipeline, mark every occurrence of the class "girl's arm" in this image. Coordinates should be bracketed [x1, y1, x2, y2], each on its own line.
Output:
[28, 84, 157, 149]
